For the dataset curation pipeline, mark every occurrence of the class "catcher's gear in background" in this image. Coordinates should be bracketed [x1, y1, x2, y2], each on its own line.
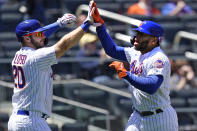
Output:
[57, 13, 76, 27]
[109, 61, 128, 78]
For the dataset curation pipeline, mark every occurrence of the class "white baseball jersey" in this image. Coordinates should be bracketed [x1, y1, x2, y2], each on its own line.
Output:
[11, 46, 57, 116]
[124, 46, 178, 131]
[125, 46, 171, 111]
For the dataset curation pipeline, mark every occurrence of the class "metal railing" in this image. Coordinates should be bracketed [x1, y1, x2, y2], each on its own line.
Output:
[54, 79, 131, 98]
[2, 78, 197, 112]
[53, 95, 111, 130]
[185, 51, 197, 60]
[1, 78, 197, 131]
[0, 78, 132, 130]
[0, 80, 111, 130]
[172, 31, 197, 51]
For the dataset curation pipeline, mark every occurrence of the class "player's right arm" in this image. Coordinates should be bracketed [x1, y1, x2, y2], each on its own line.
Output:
[96, 25, 127, 61]
[109, 61, 164, 95]
[90, 0, 127, 61]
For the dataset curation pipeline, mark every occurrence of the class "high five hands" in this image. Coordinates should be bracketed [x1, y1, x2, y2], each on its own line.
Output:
[87, 0, 104, 27]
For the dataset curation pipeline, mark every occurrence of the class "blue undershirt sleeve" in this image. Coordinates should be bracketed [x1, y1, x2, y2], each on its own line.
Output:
[124, 73, 163, 95]
[43, 22, 59, 37]
[96, 25, 127, 61]
[81, 21, 90, 32]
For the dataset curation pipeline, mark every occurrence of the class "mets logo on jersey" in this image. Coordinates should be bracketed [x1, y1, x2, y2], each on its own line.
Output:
[154, 59, 164, 68]
[130, 60, 143, 75]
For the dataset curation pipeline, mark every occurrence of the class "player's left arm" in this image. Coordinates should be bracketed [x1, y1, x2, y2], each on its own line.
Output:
[41, 14, 76, 38]
[42, 22, 59, 37]
[109, 61, 164, 95]
[124, 74, 163, 95]
[128, 57, 169, 94]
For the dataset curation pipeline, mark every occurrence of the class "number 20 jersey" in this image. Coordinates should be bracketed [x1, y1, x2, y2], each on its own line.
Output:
[11, 47, 57, 117]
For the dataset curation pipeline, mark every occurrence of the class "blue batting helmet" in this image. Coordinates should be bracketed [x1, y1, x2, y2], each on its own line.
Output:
[133, 20, 163, 37]
[15, 19, 46, 42]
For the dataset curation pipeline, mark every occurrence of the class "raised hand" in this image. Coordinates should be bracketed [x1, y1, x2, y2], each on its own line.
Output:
[84, 0, 95, 24]
[109, 61, 128, 78]
[90, 0, 104, 27]
[57, 13, 77, 27]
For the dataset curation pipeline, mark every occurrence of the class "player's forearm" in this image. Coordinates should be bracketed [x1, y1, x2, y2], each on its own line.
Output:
[124, 73, 163, 94]
[54, 27, 85, 58]
[96, 25, 127, 61]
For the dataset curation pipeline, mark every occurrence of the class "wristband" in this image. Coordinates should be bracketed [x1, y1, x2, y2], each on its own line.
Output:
[81, 21, 90, 32]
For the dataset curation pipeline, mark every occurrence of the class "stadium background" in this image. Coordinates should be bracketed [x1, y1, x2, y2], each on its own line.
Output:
[0, 0, 197, 131]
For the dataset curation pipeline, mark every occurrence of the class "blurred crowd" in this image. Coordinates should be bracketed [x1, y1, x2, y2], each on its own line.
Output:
[170, 59, 197, 91]
[127, 0, 196, 16]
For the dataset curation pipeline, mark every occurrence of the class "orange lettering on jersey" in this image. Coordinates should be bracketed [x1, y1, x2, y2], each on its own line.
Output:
[130, 60, 143, 75]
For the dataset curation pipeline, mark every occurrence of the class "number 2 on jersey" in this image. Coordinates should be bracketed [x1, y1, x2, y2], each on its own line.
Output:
[12, 65, 26, 89]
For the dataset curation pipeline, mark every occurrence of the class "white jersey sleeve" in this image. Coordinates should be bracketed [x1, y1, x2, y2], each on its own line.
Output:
[32, 47, 57, 70]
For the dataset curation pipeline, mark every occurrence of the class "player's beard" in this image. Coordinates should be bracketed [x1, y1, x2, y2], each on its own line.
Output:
[30, 37, 45, 49]
[134, 40, 149, 52]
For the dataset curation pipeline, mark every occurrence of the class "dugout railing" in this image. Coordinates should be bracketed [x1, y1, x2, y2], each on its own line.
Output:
[0, 80, 110, 131]
[0, 79, 130, 131]
[1, 79, 197, 130]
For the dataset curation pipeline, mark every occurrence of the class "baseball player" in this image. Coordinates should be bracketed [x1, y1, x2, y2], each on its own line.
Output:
[88, 1, 179, 131]
[8, 2, 94, 130]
